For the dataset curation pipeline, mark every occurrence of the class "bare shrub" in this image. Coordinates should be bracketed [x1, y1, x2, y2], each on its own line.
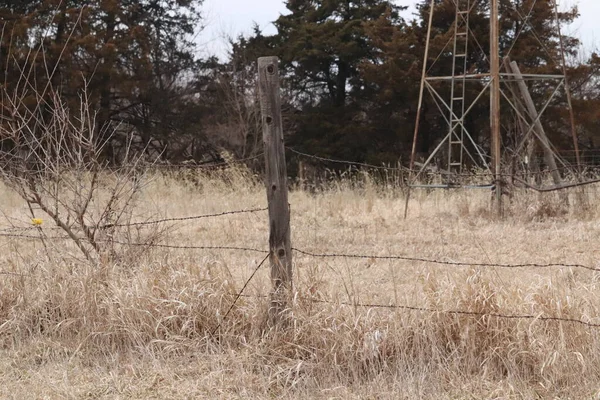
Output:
[0, 84, 153, 263]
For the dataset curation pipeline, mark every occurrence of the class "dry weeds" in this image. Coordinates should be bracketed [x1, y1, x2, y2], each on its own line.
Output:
[1, 167, 600, 399]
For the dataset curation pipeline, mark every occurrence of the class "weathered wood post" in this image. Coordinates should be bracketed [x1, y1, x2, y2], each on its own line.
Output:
[257, 56, 293, 325]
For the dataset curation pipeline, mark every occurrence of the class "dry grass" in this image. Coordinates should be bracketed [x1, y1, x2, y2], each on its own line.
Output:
[1, 166, 600, 399]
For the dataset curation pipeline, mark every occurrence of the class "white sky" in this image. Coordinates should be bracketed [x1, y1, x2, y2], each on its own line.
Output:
[198, 0, 600, 59]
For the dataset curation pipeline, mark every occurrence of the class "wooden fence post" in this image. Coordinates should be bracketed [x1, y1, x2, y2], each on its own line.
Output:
[257, 56, 293, 325]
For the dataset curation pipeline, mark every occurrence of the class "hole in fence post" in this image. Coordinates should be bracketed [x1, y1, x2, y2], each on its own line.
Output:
[267, 64, 275, 74]
[266, 116, 273, 124]
[278, 248, 285, 258]
[272, 184, 277, 191]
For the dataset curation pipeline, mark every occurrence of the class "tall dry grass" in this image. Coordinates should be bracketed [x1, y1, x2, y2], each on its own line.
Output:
[1, 166, 600, 399]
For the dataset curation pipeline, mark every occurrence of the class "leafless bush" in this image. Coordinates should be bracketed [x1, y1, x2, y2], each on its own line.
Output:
[0, 83, 153, 263]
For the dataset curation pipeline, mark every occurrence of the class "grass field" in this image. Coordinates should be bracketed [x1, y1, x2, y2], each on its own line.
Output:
[1, 167, 600, 399]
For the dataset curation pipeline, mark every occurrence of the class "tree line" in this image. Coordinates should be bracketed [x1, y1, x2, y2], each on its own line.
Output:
[1, 0, 598, 169]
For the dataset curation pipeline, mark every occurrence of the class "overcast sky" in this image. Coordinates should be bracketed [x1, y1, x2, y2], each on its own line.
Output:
[198, 0, 599, 60]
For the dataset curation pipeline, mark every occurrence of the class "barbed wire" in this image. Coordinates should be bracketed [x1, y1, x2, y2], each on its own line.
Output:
[512, 176, 600, 192]
[0, 232, 69, 240]
[0, 231, 596, 272]
[0, 226, 41, 233]
[289, 146, 600, 180]
[288, 147, 405, 171]
[0, 233, 268, 253]
[0, 226, 64, 233]
[290, 147, 600, 192]
[234, 293, 600, 328]
[0, 270, 29, 277]
[146, 152, 264, 170]
[292, 247, 600, 272]
[304, 298, 600, 328]
[101, 207, 268, 228]
[0, 207, 268, 232]
[98, 240, 269, 253]
[1, 230, 598, 328]
[0, 232, 596, 271]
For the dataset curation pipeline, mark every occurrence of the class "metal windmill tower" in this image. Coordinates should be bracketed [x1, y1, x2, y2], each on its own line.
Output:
[405, 0, 580, 215]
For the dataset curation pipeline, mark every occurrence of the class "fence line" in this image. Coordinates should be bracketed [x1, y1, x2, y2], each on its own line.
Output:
[0, 207, 268, 233]
[234, 294, 600, 328]
[87, 146, 599, 181]
[4, 256, 596, 330]
[2, 228, 600, 330]
[102, 207, 268, 228]
[146, 152, 264, 170]
[0, 232, 69, 240]
[292, 247, 600, 272]
[0, 231, 596, 272]
[0, 227, 50, 233]
[289, 146, 600, 180]
[0, 233, 268, 253]
[288, 147, 405, 171]
[512, 176, 600, 192]
[105, 240, 268, 253]
[304, 298, 600, 328]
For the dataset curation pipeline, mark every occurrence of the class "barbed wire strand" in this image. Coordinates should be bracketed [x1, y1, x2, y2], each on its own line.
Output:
[0, 231, 596, 271]
[0, 271, 29, 277]
[235, 293, 600, 328]
[0, 233, 268, 253]
[102, 207, 268, 228]
[2, 230, 598, 328]
[512, 176, 600, 192]
[304, 298, 600, 328]
[0, 207, 268, 232]
[288, 147, 405, 171]
[0, 232, 595, 270]
[105, 240, 269, 253]
[289, 146, 600, 179]
[147, 152, 265, 170]
[292, 247, 600, 272]
[0, 233, 69, 240]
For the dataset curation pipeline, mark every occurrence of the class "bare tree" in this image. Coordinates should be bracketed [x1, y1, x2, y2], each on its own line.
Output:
[0, 79, 152, 262]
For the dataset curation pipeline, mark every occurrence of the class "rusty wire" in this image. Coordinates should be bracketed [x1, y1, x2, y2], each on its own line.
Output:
[292, 247, 600, 272]
[235, 293, 600, 328]
[288, 147, 600, 186]
[0, 207, 268, 233]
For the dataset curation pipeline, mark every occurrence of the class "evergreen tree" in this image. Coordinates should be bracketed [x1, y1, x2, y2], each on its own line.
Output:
[0, 0, 205, 160]
[232, 0, 412, 165]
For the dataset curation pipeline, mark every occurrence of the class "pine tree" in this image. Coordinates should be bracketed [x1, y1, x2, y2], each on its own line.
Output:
[0, 0, 205, 159]
[232, 0, 412, 165]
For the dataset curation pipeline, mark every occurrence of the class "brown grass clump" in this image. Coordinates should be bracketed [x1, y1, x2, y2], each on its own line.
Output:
[1, 169, 600, 399]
